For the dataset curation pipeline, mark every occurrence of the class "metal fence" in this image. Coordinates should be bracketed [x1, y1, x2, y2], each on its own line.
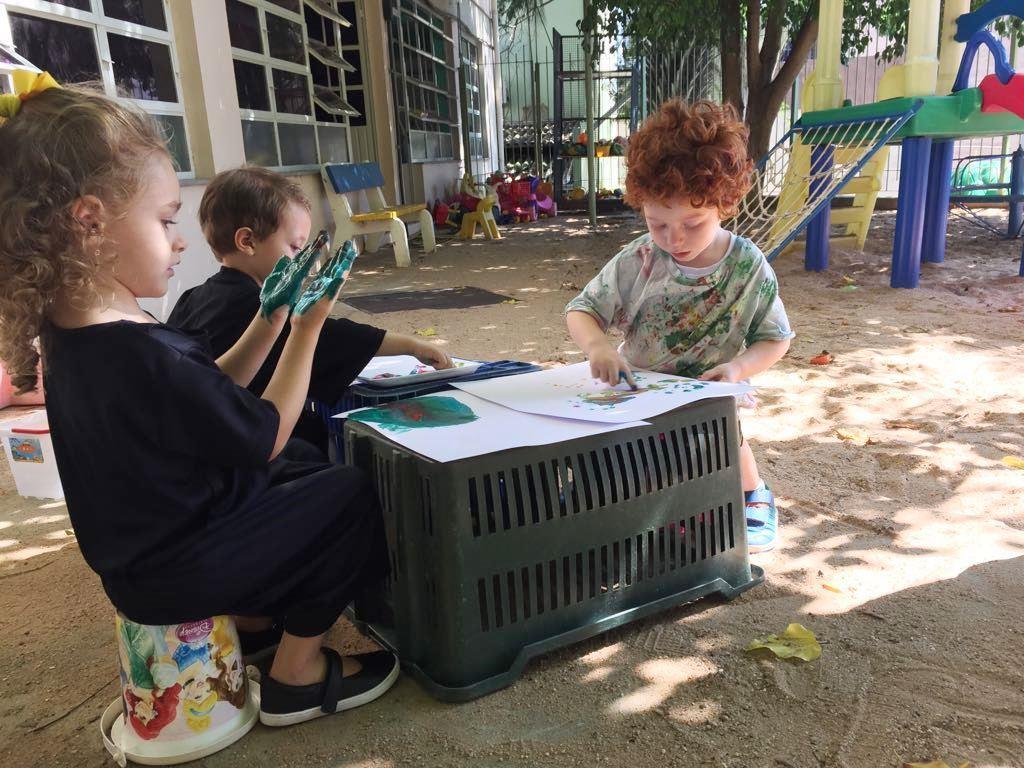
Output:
[496, 25, 1023, 205]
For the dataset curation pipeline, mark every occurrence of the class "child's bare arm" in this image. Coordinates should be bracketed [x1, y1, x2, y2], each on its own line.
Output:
[699, 338, 791, 383]
[567, 310, 635, 387]
[376, 331, 453, 369]
[215, 309, 288, 387]
[260, 291, 339, 459]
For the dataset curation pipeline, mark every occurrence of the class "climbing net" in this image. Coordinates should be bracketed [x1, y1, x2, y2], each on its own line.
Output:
[728, 109, 918, 261]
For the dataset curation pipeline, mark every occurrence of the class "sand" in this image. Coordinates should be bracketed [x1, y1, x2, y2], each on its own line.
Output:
[1, 209, 1022, 767]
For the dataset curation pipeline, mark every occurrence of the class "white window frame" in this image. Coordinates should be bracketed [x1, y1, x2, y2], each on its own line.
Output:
[391, 0, 457, 164]
[228, 0, 354, 172]
[460, 34, 485, 160]
[334, 0, 367, 134]
[0, 0, 195, 178]
[303, 0, 357, 164]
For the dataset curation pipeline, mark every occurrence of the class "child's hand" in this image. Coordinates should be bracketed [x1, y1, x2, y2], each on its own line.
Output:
[259, 230, 330, 318]
[589, 345, 635, 388]
[699, 361, 743, 383]
[290, 282, 340, 330]
[412, 340, 453, 369]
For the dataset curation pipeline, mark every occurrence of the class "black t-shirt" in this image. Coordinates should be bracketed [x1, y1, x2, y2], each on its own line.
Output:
[167, 267, 385, 403]
[41, 322, 280, 582]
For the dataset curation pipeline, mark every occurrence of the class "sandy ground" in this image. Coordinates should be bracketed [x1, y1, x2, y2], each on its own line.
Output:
[1, 210, 1023, 768]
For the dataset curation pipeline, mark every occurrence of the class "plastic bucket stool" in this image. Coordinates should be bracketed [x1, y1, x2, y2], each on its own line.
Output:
[0, 409, 63, 499]
[99, 615, 258, 766]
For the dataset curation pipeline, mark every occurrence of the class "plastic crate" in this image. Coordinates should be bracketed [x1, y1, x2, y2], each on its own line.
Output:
[314, 360, 541, 459]
[343, 395, 764, 702]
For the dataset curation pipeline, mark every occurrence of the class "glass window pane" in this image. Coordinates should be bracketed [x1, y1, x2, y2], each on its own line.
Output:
[309, 56, 329, 87]
[0, 45, 21, 66]
[317, 125, 348, 163]
[410, 129, 426, 161]
[226, 0, 262, 54]
[267, 13, 305, 64]
[108, 34, 177, 102]
[339, 17, 357, 46]
[241, 119, 278, 165]
[278, 123, 316, 165]
[267, 0, 300, 12]
[152, 114, 191, 172]
[346, 88, 365, 126]
[49, 0, 91, 9]
[9, 13, 100, 85]
[233, 59, 270, 111]
[102, 0, 167, 30]
[344, 50, 361, 86]
[272, 68, 311, 115]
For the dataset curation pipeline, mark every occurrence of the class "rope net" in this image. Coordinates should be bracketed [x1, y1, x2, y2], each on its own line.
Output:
[728, 114, 908, 261]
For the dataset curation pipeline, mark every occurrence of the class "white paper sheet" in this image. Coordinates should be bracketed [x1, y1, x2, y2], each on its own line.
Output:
[452, 362, 753, 424]
[355, 355, 481, 388]
[338, 390, 647, 463]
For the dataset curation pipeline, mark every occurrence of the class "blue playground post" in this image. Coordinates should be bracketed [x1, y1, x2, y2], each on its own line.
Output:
[921, 140, 954, 264]
[1008, 146, 1024, 237]
[805, 144, 834, 272]
[892, 136, 934, 288]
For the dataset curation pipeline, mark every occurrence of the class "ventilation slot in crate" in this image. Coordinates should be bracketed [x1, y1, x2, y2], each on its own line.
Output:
[467, 417, 734, 538]
[475, 502, 736, 631]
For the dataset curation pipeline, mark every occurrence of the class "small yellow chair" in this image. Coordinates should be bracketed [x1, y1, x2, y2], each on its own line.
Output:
[321, 163, 436, 267]
[458, 195, 501, 240]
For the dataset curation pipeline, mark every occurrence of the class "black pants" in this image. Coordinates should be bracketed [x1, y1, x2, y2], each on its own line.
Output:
[109, 459, 388, 637]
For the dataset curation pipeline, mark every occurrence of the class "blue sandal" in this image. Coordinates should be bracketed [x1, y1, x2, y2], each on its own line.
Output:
[745, 485, 778, 553]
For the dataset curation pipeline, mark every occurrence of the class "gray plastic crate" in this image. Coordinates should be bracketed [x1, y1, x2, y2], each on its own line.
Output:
[344, 396, 764, 701]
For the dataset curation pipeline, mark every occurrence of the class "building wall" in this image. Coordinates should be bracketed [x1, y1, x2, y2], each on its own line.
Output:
[0, 0, 502, 320]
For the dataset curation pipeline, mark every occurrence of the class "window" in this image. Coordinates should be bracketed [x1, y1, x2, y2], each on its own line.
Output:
[389, 0, 456, 163]
[2, 1, 193, 174]
[228, 0, 355, 168]
[460, 36, 485, 159]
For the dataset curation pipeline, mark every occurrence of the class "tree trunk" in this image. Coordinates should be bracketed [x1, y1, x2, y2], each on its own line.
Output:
[744, 11, 819, 160]
[720, 0, 744, 115]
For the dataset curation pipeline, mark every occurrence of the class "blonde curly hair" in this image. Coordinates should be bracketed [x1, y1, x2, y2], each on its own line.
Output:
[0, 85, 168, 392]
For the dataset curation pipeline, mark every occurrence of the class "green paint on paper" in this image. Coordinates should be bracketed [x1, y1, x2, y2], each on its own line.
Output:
[349, 396, 479, 433]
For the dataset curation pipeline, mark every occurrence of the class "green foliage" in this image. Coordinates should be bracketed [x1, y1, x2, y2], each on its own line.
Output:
[500, 0, 1024, 64]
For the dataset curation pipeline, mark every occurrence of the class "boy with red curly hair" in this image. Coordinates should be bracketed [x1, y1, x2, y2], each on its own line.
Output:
[566, 99, 794, 553]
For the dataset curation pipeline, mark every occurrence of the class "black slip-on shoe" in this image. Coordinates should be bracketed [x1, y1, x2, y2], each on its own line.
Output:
[259, 648, 399, 727]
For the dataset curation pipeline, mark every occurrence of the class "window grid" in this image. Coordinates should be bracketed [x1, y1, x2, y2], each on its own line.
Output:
[228, 0, 354, 170]
[460, 36, 485, 159]
[2, 0, 194, 176]
[390, 0, 456, 163]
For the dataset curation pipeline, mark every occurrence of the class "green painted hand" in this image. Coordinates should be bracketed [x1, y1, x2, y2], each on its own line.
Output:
[259, 229, 331, 318]
[294, 239, 358, 315]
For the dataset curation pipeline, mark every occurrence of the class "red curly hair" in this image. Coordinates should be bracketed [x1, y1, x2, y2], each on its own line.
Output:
[624, 99, 753, 218]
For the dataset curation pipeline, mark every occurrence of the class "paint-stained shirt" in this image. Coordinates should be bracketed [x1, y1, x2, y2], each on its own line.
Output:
[565, 232, 795, 377]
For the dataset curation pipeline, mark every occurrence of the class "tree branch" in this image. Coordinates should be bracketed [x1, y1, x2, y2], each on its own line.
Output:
[746, 0, 762, 89]
[760, 0, 788, 79]
[768, 10, 819, 107]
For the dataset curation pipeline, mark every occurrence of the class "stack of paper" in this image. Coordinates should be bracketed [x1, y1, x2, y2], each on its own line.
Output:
[339, 362, 753, 463]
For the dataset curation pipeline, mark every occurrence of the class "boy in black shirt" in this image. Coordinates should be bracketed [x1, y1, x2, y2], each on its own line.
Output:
[169, 167, 452, 455]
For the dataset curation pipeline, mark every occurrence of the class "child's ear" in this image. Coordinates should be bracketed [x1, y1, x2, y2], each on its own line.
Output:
[234, 227, 255, 256]
[70, 195, 107, 236]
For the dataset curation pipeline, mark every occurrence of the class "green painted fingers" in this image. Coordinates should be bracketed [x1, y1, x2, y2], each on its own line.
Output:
[259, 229, 332, 319]
[294, 239, 359, 315]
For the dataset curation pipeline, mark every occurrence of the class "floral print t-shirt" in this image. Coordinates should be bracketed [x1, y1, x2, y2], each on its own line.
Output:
[565, 232, 795, 377]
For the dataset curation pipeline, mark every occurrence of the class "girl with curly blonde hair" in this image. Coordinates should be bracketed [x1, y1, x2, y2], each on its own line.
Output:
[565, 99, 796, 553]
[0, 82, 398, 725]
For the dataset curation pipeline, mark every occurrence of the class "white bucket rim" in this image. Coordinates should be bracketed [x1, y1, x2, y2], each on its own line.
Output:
[99, 680, 259, 766]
